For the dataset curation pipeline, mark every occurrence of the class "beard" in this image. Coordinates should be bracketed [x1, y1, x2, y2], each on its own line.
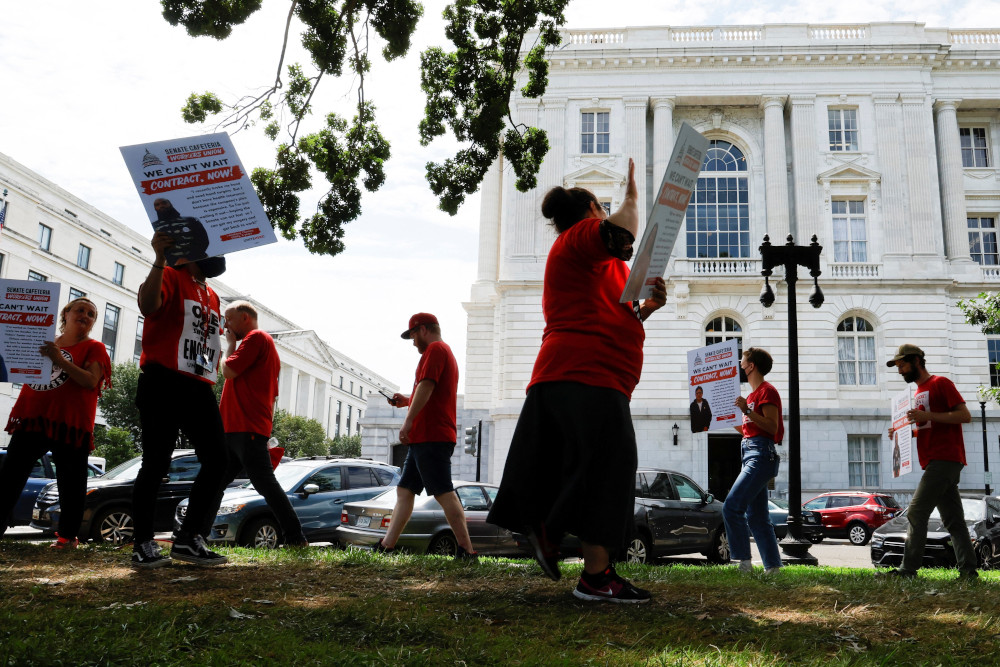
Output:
[902, 368, 920, 383]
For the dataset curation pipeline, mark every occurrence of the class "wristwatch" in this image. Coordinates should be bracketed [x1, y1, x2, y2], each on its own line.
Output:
[742, 407, 751, 416]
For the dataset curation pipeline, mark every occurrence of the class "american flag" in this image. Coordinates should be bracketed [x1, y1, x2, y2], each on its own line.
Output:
[0, 201, 7, 231]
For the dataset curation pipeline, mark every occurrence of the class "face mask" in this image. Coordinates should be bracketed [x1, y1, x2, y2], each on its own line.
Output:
[739, 366, 748, 384]
[196, 256, 227, 278]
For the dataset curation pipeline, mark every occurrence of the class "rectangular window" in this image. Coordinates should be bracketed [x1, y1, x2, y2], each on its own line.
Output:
[77, 244, 91, 270]
[0, 252, 5, 277]
[685, 177, 751, 258]
[28, 270, 47, 282]
[38, 223, 52, 251]
[113, 262, 125, 286]
[350, 380, 354, 394]
[339, 376, 344, 389]
[828, 108, 859, 151]
[346, 405, 352, 435]
[103, 303, 121, 360]
[832, 200, 868, 262]
[68, 287, 86, 300]
[335, 401, 342, 438]
[581, 111, 610, 154]
[848, 435, 880, 486]
[968, 217, 998, 265]
[134, 316, 144, 364]
[960, 127, 990, 167]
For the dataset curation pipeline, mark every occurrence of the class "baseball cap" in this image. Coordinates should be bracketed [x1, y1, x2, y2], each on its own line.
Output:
[401, 313, 439, 339]
[886, 343, 924, 367]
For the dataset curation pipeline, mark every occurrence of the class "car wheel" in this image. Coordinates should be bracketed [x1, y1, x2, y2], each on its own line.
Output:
[706, 528, 730, 564]
[808, 534, 825, 544]
[427, 532, 458, 556]
[847, 522, 871, 546]
[625, 533, 652, 564]
[241, 517, 280, 549]
[975, 540, 993, 570]
[91, 506, 134, 545]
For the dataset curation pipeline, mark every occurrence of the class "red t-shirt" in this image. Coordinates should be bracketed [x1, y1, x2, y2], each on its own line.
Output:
[409, 340, 459, 444]
[138, 266, 222, 384]
[741, 381, 784, 444]
[912, 375, 967, 468]
[220, 329, 280, 436]
[528, 218, 646, 399]
[5, 338, 112, 450]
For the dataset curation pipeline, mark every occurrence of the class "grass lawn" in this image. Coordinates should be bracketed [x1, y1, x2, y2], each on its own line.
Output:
[0, 541, 996, 666]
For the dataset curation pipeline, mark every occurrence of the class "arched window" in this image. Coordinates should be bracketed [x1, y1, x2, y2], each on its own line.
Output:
[837, 316, 876, 385]
[705, 316, 743, 357]
[686, 140, 750, 259]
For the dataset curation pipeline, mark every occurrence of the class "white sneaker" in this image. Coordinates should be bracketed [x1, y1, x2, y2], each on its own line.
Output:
[739, 559, 753, 572]
[764, 566, 781, 575]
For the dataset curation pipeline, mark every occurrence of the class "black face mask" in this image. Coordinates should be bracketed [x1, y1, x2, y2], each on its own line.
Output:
[739, 366, 748, 384]
[196, 256, 226, 278]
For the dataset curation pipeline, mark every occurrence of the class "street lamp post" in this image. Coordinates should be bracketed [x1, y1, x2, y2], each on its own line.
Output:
[759, 234, 823, 565]
[979, 394, 991, 495]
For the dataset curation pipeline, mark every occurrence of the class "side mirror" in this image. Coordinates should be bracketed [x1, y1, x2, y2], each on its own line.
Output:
[704, 493, 714, 505]
[302, 483, 320, 496]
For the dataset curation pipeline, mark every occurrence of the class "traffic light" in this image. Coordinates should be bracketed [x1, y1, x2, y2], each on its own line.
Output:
[464, 424, 479, 455]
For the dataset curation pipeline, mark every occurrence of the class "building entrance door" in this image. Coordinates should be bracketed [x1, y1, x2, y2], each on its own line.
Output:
[707, 433, 743, 501]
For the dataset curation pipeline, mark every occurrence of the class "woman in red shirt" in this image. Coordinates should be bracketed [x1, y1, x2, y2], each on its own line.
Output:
[1, 297, 111, 548]
[488, 159, 667, 604]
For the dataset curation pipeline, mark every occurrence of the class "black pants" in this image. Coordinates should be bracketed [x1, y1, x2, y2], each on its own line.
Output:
[205, 432, 305, 542]
[132, 364, 227, 544]
[0, 431, 89, 540]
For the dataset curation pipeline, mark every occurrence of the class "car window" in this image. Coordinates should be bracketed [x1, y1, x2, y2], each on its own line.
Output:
[987, 498, 1000, 515]
[645, 473, 676, 500]
[878, 496, 902, 509]
[672, 474, 704, 503]
[457, 486, 488, 511]
[635, 473, 648, 498]
[852, 496, 868, 506]
[31, 457, 48, 478]
[87, 466, 101, 478]
[306, 466, 343, 492]
[484, 486, 498, 503]
[347, 466, 378, 489]
[828, 496, 852, 508]
[167, 456, 202, 482]
[375, 468, 395, 485]
[803, 498, 827, 510]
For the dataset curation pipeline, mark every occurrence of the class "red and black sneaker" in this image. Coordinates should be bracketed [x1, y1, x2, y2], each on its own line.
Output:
[50, 534, 79, 550]
[526, 523, 561, 581]
[573, 565, 651, 604]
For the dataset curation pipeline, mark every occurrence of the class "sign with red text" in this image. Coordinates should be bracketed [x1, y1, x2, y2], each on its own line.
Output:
[0, 279, 60, 384]
[120, 132, 276, 263]
[890, 389, 914, 478]
[686, 339, 740, 433]
[620, 122, 708, 302]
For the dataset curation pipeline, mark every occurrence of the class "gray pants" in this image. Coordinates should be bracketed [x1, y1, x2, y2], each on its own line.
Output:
[901, 460, 977, 575]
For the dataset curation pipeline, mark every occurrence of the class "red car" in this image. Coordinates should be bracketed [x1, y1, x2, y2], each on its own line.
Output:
[802, 491, 902, 546]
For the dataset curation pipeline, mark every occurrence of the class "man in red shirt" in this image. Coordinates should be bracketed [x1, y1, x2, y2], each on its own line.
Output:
[374, 313, 476, 560]
[884, 344, 978, 581]
[209, 300, 307, 546]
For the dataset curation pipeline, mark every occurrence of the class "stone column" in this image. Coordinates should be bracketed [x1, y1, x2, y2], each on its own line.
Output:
[789, 95, 819, 239]
[873, 93, 911, 255]
[508, 99, 539, 258]
[762, 95, 791, 241]
[901, 94, 941, 256]
[476, 155, 503, 283]
[624, 96, 649, 235]
[536, 97, 567, 255]
[651, 96, 676, 204]
[934, 99, 972, 262]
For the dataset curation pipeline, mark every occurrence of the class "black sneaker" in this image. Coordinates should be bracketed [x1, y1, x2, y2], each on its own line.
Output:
[131, 540, 170, 569]
[573, 565, 651, 604]
[958, 570, 979, 583]
[526, 524, 561, 581]
[455, 545, 479, 563]
[170, 534, 228, 566]
[371, 538, 395, 554]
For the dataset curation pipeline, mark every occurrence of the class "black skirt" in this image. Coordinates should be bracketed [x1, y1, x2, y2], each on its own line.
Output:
[487, 381, 638, 549]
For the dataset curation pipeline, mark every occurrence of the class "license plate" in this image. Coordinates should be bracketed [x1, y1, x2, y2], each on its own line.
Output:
[356, 516, 371, 528]
[32, 508, 40, 520]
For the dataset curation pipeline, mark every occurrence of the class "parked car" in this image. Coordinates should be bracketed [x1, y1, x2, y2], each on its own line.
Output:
[768, 498, 825, 542]
[176, 456, 400, 548]
[870, 494, 1000, 569]
[802, 491, 902, 545]
[32, 449, 206, 543]
[0, 449, 103, 527]
[339, 481, 522, 556]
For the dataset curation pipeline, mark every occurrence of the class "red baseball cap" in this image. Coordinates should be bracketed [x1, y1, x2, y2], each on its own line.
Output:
[401, 312, 439, 339]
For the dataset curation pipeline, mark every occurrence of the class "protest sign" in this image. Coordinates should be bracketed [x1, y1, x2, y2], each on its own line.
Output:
[620, 122, 709, 302]
[890, 389, 913, 478]
[120, 132, 276, 263]
[0, 279, 60, 384]
[686, 339, 741, 433]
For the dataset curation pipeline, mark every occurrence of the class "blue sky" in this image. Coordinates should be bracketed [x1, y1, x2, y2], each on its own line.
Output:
[1, 0, 997, 391]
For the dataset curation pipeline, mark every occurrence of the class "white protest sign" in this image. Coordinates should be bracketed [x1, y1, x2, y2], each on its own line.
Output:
[120, 132, 276, 263]
[621, 122, 709, 302]
[0, 279, 60, 384]
[890, 389, 913, 477]
[686, 339, 741, 433]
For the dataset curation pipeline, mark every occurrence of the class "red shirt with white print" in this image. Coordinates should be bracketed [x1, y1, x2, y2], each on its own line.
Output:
[220, 329, 280, 436]
[912, 375, 967, 469]
[741, 381, 784, 444]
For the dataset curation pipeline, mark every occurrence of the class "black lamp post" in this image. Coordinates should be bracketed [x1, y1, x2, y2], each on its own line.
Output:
[759, 234, 823, 565]
[979, 394, 991, 495]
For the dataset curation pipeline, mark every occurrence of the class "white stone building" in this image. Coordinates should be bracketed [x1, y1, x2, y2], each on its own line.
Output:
[0, 151, 396, 446]
[463, 22, 1000, 503]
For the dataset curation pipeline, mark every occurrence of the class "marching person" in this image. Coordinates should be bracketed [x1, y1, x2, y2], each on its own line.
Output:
[0, 297, 111, 548]
[375, 313, 477, 561]
[883, 344, 977, 581]
[209, 300, 307, 546]
[487, 158, 667, 603]
[725, 347, 783, 574]
[130, 232, 228, 568]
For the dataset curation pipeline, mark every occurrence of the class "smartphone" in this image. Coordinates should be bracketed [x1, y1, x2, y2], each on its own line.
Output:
[378, 387, 395, 401]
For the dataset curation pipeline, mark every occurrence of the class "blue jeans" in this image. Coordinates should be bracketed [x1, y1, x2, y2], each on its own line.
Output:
[723, 436, 782, 569]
